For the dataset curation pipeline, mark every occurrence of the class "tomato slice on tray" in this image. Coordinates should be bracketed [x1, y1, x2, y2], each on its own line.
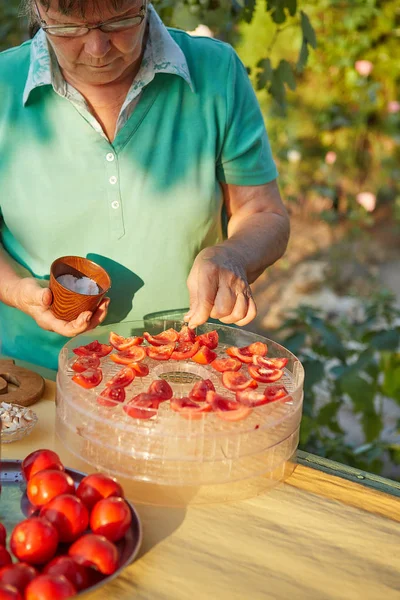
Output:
[189, 379, 215, 401]
[171, 340, 200, 360]
[148, 379, 173, 401]
[143, 328, 179, 346]
[71, 354, 100, 373]
[226, 342, 267, 364]
[72, 368, 103, 389]
[109, 332, 143, 351]
[252, 356, 288, 369]
[196, 330, 219, 350]
[97, 387, 126, 407]
[146, 344, 175, 361]
[130, 362, 150, 377]
[206, 391, 251, 421]
[264, 385, 290, 403]
[123, 393, 161, 419]
[248, 364, 284, 383]
[73, 340, 113, 358]
[170, 397, 212, 419]
[222, 371, 258, 391]
[191, 346, 217, 365]
[110, 346, 146, 365]
[105, 367, 135, 388]
[237, 385, 289, 406]
[210, 357, 242, 372]
[178, 325, 196, 343]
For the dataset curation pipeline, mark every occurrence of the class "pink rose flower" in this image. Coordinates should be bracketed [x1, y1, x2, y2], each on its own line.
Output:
[356, 192, 376, 212]
[325, 151, 337, 165]
[355, 60, 373, 77]
[387, 101, 400, 114]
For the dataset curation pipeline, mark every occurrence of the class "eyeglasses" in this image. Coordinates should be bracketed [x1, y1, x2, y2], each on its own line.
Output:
[33, 1, 147, 37]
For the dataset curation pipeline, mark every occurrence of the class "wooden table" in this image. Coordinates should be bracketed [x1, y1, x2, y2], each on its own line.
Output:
[2, 380, 400, 600]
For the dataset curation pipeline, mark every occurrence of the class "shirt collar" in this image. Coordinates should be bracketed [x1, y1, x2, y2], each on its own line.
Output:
[23, 4, 193, 106]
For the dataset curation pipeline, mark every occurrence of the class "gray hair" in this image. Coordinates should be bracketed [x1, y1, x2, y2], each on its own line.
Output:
[21, 0, 132, 19]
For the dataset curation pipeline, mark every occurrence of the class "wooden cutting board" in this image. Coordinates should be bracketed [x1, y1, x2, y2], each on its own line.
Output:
[0, 360, 45, 407]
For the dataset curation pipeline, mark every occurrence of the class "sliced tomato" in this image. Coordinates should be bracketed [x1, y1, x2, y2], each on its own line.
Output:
[73, 341, 113, 358]
[252, 356, 288, 369]
[71, 354, 100, 373]
[170, 397, 212, 419]
[72, 368, 103, 389]
[178, 325, 196, 343]
[123, 394, 160, 419]
[248, 364, 284, 383]
[109, 332, 144, 351]
[236, 390, 270, 407]
[192, 346, 217, 365]
[110, 346, 146, 365]
[105, 367, 135, 388]
[148, 379, 173, 401]
[222, 371, 258, 391]
[210, 357, 242, 372]
[226, 342, 267, 364]
[97, 387, 126, 407]
[143, 328, 179, 346]
[264, 385, 290, 402]
[171, 340, 200, 361]
[146, 344, 175, 361]
[188, 379, 215, 402]
[207, 391, 251, 421]
[196, 331, 219, 350]
[130, 362, 150, 377]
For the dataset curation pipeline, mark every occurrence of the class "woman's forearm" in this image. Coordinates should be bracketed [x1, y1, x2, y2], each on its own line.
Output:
[0, 244, 29, 307]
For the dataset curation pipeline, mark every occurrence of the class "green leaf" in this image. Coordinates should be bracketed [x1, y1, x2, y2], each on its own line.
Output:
[381, 365, 400, 403]
[278, 59, 297, 91]
[302, 358, 325, 394]
[242, 0, 256, 23]
[364, 329, 400, 351]
[285, 0, 297, 17]
[340, 372, 375, 413]
[269, 67, 287, 106]
[256, 58, 273, 90]
[299, 414, 314, 445]
[282, 331, 306, 354]
[361, 410, 383, 443]
[300, 10, 317, 48]
[310, 318, 346, 361]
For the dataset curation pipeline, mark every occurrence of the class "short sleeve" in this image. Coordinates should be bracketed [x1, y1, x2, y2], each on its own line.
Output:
[216, 49, 278, 186]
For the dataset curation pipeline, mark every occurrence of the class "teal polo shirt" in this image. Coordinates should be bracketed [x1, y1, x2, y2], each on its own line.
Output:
[0, 30, 278, 370]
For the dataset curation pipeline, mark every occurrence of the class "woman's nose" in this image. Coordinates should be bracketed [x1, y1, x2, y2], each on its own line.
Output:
[84, 28, 111, 58]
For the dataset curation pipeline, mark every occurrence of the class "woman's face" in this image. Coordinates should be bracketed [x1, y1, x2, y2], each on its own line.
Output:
[37, 0, 147, 86]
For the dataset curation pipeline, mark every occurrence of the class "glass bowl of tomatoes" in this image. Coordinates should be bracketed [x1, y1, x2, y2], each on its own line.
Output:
[56, 320, 304, 505]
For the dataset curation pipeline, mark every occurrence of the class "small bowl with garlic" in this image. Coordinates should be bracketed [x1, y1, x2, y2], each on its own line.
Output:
[0, 402, 38, 443]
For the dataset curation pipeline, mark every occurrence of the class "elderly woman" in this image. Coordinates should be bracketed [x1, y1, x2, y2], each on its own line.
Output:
[0, 0, 289, 369]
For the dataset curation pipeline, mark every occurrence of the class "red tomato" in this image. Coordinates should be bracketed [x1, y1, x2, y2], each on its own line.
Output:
[90, 497, 132, 542]
[236, 390, 270, 407]
[76, 473, 123, 511]
[147, 379, 173, 401]
[0, 524, 6, 547]
[123, 394, 160, 419]
[227, 342, 268, 363]
[109, 332, 143, 351]
[248, 365, 283, 383]
[105, 366, 135, 388]
[252, 356, 288, 369]
[196, 330, 219, 350]
[10, 518, 58, 565]
[210, 357, 242, 372]
[264, 385, 290, 402]
[27, 469, 75, 508]
[39, 494, 89, 543]
[22, 450, 64, 481]
[0, 549, 11, 569]
[143, 328, 178, 346]
[146, 344, 175, 361]
[0, 585, 22, 600]
[110, 346, 146, 365]
[73, 340, 112, 358]
[25, 574, 76, 600]
[130, 362, 149, 377]
[191, 346, 217, 365]
[188, 379, 215, 402]
[97, 386, 126, 407]
[178, 325, 196, 343]
[44, 556, 90, 592]
[71, 354, 100, 373]
[72, 368, 103, 389]
[68, 534, 118, 575]
[170, 397, 212, 419]
[207, 391, 252, 421]
[222, 371, 258, 391]
[171, 340, 200, 360]
[0, 564, 37, 595]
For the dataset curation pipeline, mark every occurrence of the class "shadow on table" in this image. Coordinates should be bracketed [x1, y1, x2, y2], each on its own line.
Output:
[134, 504, 188, 559]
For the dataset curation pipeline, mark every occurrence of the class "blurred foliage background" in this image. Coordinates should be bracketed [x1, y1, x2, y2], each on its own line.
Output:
[1, 0, 400, 478]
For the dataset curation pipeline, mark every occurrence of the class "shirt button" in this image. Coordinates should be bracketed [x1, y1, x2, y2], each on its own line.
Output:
[109, 176, 117, 185]
[106, 153, 115, 162]
[111, 200, 120, 209]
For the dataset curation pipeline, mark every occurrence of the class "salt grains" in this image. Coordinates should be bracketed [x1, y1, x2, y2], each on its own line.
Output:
[57, 274, 99, 295]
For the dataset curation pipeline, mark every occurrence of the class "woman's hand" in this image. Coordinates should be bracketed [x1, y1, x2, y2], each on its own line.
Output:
[184, 245, 257, 328]
[14, 278, 109, 337]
